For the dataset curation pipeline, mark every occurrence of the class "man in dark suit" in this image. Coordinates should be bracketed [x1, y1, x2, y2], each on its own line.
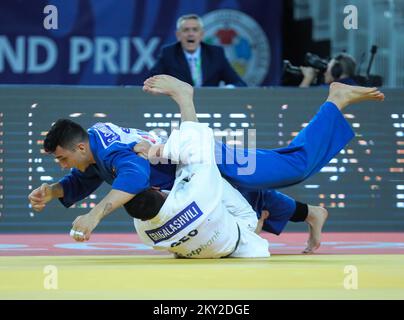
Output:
[149, 14, 247, 87]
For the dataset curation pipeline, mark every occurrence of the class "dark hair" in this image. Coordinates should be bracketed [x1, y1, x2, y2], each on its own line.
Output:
[332, 53, 356, 79]
[44, 119, 88, 153]
[124, 189, 166, 221]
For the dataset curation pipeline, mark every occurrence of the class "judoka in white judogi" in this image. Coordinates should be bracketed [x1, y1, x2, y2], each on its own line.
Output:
[134, 121, 270, 258]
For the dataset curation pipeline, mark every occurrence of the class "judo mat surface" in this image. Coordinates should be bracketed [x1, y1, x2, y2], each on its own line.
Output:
[1, 232, 403, 300]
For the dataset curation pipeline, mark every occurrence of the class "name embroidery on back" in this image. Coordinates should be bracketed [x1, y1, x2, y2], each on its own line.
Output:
[145, 201, 203, 244]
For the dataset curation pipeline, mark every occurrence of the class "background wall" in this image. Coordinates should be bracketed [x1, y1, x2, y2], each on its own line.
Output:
[2, 0, 403, 87]
[286, 0, 404, 87]
[0, 87, 402, 233]
[0, 0, 282, 86]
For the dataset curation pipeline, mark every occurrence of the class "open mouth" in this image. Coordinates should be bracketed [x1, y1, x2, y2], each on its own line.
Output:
[187, 39, 196, 44]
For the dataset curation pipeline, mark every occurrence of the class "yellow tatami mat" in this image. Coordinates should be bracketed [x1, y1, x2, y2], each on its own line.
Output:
[1, 254, 403, 299]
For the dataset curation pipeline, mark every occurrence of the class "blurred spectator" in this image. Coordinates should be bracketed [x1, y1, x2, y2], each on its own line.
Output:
[299, 53, 358, 87]
[149, 14, 247, 87]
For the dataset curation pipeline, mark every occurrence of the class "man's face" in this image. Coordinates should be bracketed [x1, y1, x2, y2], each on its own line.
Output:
[176, 18, 204, 53]
[324, 59, 336, 84]
[53, 144, 89, 172]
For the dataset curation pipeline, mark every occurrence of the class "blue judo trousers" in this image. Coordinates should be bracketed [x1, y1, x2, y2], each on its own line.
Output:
[215, 102, 354, 234]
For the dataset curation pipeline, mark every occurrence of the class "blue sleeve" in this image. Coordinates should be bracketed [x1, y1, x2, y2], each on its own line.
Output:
[107, 150, 151, 194]
[58, 168, 103, 208]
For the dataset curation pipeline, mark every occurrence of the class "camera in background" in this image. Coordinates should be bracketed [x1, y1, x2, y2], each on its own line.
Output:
[282, 48, 383, 87]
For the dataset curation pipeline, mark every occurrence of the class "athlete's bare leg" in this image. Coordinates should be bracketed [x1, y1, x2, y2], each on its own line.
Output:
[301, 83, 384, 253]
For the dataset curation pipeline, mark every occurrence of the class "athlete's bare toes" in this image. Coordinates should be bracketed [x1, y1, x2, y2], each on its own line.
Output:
[143, 75, 193, 98]
[327, 82, 385, 110]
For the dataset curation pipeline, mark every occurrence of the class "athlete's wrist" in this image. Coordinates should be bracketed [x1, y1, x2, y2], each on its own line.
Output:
[50, 183, 64, 199]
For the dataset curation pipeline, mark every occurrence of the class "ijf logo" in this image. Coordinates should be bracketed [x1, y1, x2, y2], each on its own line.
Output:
[202, 9, 270, 86]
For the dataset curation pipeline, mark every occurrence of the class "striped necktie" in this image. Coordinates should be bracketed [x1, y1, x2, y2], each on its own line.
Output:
[189, 56, 202, 87]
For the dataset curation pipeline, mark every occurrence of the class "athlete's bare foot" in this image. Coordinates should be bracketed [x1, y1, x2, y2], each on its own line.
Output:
[327, 82, 385, 111]
[143, 74, 194, 107]
[302, 205, 328, 254]
[143, 75, 197, 121]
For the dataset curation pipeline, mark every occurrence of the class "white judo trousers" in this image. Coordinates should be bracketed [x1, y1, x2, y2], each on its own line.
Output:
[134, 121, 270, 258]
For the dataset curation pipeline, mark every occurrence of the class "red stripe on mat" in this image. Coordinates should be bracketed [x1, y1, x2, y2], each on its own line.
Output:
[0, 233, 403, 256]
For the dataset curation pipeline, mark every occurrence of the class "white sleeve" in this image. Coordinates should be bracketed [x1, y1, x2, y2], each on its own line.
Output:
[162, 121, 215, 166]
[162, 128, 181, 161]
[163, 121, 222, 216]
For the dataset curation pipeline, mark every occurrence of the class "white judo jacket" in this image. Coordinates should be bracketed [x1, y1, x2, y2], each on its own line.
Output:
[134, 121, 269, 258]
